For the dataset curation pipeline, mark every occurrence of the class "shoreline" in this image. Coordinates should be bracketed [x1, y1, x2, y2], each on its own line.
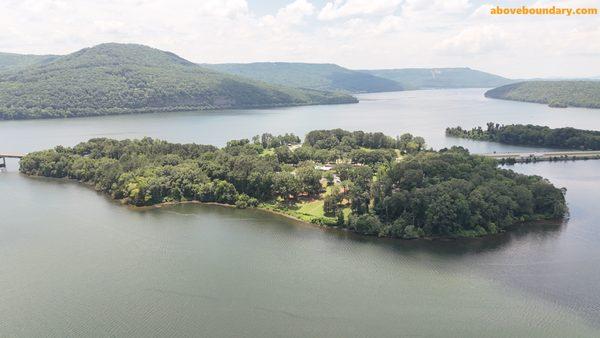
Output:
[20, 173, 564, 242]
[121, 195, 564, 242]
[0, 99, 358, 122]
[129, 199, 339, 230]
[484, 95, 600, 110]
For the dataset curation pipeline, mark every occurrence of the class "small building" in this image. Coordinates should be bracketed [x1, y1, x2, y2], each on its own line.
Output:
[288, 144, 302, 151]
[315, 165, 333, 171]
[332, 174, 341, 184]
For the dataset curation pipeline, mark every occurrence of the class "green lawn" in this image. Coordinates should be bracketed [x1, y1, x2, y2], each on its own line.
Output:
[260, 182, 350, 226]
[297, 199, 325, 217]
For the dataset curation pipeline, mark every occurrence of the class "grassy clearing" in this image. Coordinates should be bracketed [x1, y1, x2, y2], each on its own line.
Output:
[260, 148, 275, 157]
[260, 184, 342, 225]
[297, 199, 325, 217]
[259, 180, 350, 226]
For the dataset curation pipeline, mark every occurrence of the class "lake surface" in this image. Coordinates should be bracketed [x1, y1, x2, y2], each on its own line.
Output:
[2, 88, 600, 155]
[1, 89, 600, 336]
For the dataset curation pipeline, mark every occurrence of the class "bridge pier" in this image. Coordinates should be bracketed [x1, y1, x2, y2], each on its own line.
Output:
[0, 153, 26, 170]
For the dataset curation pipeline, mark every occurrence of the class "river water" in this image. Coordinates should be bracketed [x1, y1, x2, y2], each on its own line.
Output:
[1, 89, 600, 336]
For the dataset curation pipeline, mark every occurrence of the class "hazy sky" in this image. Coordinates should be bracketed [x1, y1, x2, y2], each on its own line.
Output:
[1, 0, 599, 78]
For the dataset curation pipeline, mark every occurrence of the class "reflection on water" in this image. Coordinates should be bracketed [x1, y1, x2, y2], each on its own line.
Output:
[383, 220, 566, 257]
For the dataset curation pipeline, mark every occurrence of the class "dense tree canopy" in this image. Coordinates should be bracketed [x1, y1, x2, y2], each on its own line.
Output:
[370, 148, 566, 238]
[302, 129, 425, 160]
[447, 122, 600, 150]
[20, 129, 566, 239]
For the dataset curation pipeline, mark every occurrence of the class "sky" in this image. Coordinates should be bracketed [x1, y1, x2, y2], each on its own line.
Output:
[0, 0, 599, 78]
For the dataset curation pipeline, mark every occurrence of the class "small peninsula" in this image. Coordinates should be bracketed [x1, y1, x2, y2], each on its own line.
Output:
[446, 123, 600, 150]
[485, 81, 600, 108]
[20, 129, 567, 239]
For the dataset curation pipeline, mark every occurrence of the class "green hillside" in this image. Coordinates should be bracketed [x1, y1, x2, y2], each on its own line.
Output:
[485, 81, 600, 108]
[360, 67, 513, 89]
[0, 52, 58, 72]
[203, 62, 403, 93]
[0, 44, 356, 120]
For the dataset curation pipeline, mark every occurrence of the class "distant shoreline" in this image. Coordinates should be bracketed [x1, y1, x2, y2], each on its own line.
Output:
[0, 99, 359, 122]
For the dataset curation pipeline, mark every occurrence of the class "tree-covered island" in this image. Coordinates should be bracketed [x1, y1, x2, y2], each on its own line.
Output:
[446, 123, 600, 150]
[20, 129, 566, 239]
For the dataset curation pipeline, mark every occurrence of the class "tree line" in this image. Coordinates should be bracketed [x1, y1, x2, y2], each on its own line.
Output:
[446, 122, 600, 150]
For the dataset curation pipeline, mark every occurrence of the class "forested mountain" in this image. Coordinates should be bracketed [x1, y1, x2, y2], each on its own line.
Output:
[0, 52, 58, 72]
[360, 67, 514, 89]
[485, 81, 600, 108]
[20, 129, 566, 239]
[0, 43, 356, 120]
[203, 62, 403, 93]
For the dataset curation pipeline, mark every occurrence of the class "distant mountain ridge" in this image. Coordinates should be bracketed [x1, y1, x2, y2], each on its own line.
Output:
[359, 67, 514, 89]
[2, 49, 519, 96]
[0, 52, 59, 71]
[203, 62, 403, 93]
[485, 81, 600, 109]
[0, 43, 356, 120]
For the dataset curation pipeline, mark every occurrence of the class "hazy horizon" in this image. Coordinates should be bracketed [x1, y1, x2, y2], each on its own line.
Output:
[1, 0, 599, 79]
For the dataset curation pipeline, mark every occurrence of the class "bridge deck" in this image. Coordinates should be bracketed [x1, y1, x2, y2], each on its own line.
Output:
[482, 150, 600, 158]
[0, 153, 26, 159]
[481, 150, 600, 163]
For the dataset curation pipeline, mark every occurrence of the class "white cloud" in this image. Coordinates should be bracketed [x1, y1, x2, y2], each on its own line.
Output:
[374, 15, 405, 34]
[318, 0, 401, 20]
[0, 0, 260, 55]
[260, 0, 315, 26]
[140, 0, 250, 18]
[325, 18, 366, 38]
[400, 0, 471, 23]
[403, 0, 469, 13]
[438, 25, 507, 55]
[470, 4, 493, 19]
[0, 0, 598, 78]
[325, 15, 406, 38]
[533, 0, 599, 7]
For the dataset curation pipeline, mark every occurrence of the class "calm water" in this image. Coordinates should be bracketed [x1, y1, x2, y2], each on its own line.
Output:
[1, 89, 600, 336]
[2, 88, 600, 154]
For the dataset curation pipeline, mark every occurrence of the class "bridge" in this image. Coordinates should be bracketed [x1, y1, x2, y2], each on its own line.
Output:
[481, 150, 600, 163]
[0, 153, 26, 169]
